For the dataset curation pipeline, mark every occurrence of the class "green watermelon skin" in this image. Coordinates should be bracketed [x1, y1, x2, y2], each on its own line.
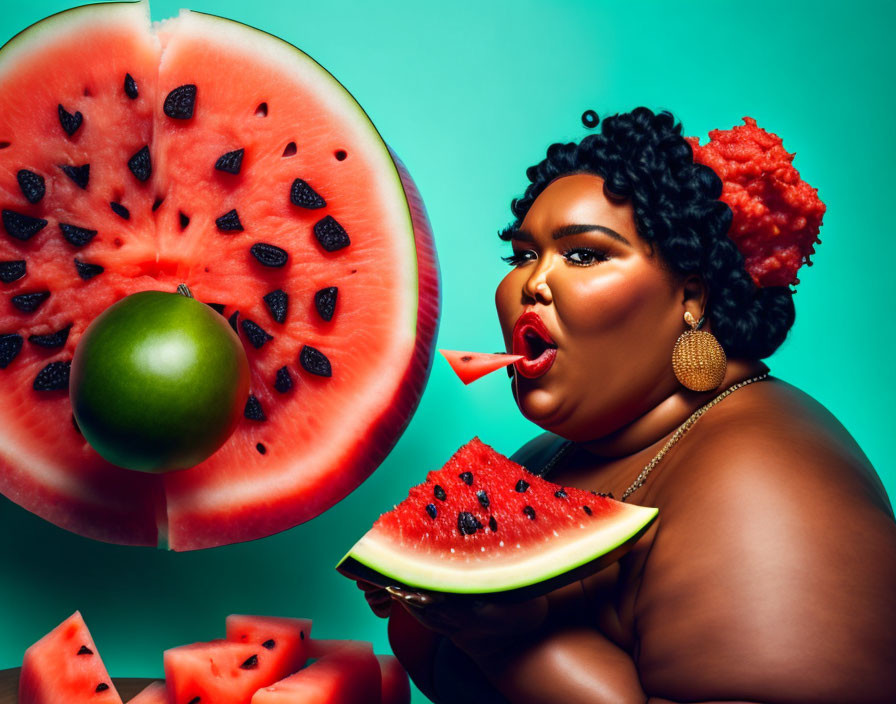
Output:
[0, 1, 440, 550]
[18, 611, 122, 704]
[338, 438, 658, 599]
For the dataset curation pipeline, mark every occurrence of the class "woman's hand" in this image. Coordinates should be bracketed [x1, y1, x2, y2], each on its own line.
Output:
[385, 586, 549, 659]
[355, 579, 393, 618]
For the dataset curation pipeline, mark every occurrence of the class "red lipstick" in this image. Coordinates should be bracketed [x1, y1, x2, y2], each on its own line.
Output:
[512, 311, 558, 378]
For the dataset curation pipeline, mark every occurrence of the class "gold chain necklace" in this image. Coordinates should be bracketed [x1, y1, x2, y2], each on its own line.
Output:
[539, 372, 770, 501]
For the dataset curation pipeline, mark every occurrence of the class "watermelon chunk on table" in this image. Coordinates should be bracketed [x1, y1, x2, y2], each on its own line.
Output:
[251, 641, 381, 704]
[0, 1, 440, 550]
[18, 611, 122, 704]
[225, 614, 311, 675]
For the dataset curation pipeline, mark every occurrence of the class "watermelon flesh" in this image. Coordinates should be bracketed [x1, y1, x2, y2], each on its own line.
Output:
[126, 682, 166, 704]
[251, 642, 380, 704]
[225, 614, 311, 675]
[377, 655, 411, 704]
[439, 349, 522, 385]
[337, 437, 658, 596]
[19, 611, 122, 704]
[163, 638, 297, 704]
[0, 1, 439, 550]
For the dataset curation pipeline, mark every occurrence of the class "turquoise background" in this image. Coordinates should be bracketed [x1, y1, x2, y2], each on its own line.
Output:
[2, 1, 894, 701]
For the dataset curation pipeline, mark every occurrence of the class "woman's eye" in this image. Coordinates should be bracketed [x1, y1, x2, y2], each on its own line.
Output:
[501, 250, 536, 266]
[563, 248, 608, 266]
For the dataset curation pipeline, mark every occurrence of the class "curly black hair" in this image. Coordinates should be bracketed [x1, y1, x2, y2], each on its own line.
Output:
[500, 107, 795, 360]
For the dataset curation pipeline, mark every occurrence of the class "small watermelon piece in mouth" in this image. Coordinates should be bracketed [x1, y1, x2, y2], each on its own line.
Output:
[439, 349, 523, 384]
[337, 438, 658, 598]
[0, 2, 439, 549]
[19, 611, 122, 704]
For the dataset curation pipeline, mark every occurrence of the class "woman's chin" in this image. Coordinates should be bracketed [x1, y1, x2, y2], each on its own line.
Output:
[515, 385, 565, 427]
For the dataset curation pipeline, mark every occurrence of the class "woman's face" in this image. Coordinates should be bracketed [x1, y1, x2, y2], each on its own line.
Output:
[495, 173, 689, 442]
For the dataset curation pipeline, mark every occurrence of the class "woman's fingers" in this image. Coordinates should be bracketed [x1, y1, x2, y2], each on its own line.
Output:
[356, 580, 393, 618]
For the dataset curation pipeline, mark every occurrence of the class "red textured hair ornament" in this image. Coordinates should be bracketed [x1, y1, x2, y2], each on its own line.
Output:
[686, 117, 826, 288]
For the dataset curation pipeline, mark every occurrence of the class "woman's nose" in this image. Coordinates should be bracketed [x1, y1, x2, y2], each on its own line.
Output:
[523, 266, 553, 305]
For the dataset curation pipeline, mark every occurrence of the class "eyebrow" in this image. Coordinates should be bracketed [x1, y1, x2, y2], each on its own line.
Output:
[505, 224, 632, 247]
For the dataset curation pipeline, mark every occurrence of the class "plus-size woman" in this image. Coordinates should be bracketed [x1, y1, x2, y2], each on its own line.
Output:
[363, 108, 896, 704]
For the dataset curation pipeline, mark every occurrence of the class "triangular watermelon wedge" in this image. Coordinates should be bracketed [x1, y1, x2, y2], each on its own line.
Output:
[337, 437, 658, 599]
[19, 612, 122, 704]
[439, 349, 523, 384]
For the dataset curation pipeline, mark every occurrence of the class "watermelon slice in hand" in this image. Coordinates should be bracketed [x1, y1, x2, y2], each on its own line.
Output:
[19, 611, 121, 704]
[0, 1, 439, 550]
[337, 437, 658, 598]
[440, 349, 523, 385]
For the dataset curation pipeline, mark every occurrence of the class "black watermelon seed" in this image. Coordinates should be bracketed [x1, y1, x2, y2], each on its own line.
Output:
[515, 479, 530, 493]
[164, 84, 196, 119]
[74, 259, 104, 280]
[313, 215, 350, 252]
[426, 503, 438, 519]
[335, 150, 347, 161]
[206, 302, 226, 315]
[461, 355, 472, 362]
[241, 319, 273, 349]
[250, 242, 288, 268]
[0, 260, 26, 283]
[459, 471, 473, 485]
[12, 290, 50, 313]
[124, 73, 138, 99]
[3, 209, 48, 240]
[457, 511, 482, 536]
[77, 645, 93, 655]
[433, 485, 446, 501]
[228, 310, 239, 333]
[244, 394, 266, 421]
[523, 505, 536, 520]
[28, 324, 72, 349]
[128, 145, 152, 182]
[262, 639, 276, 650]
[17, 170, 45, 204]
[488, 516, 498, 532]
[282, 142, 297, 157]
[215, 149, 244, 174]
[59, 163, 90, 189]
[313, 287, 338, 322]
[179, 212, 190, 229]
[476, 490, 489, 509]
[554, 489, 568, 499]
[152, 197, 164, 212]
[95, 683, 109, 693]
[0, 142, 9, 149]
[299, 345, 331, 377]
[290, 178, 326, 209]
[274, 366, 292, 393]
[57, 104, 83, 137]
[240, 654, 259, 670]
[255, 102, 268, 117]
[110, 201, 130, 220]
[216, 209, 243, 232]
[602, 491, 615, 499]
[0, 334, 24, 369]
[583, 505, 593, 516]
[33, 360, 70, 391]
[188, 698, 201, 704]
[60, 223, 97, 247]
[72, 413, 81, 435]
[300, 631, 304, 640]
[263, 289, 288, 324]
[256, 443, 267, 455]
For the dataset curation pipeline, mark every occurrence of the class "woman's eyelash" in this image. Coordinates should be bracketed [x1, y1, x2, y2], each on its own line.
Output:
[501, 251, 534, 266]
[562, 247, 609, 265]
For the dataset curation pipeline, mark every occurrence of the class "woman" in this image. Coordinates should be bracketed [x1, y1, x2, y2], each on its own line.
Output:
[361, 108, 896, 703]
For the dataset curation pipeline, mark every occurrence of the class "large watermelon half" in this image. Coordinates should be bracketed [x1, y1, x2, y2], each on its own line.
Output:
[0, 1, 439, 550]
[337, 438, 658, 598]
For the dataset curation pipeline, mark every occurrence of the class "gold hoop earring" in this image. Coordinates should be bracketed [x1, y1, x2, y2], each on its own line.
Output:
[672, 311, 727, 391]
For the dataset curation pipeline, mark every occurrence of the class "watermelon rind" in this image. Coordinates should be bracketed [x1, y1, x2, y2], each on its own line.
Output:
[337, 502, 658, 599]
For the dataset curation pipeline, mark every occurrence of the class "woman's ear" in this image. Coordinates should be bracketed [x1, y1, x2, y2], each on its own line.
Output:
[680, 274, 708, 326]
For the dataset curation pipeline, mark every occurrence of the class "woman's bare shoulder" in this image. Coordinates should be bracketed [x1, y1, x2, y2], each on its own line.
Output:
[634, 377, 896, 703]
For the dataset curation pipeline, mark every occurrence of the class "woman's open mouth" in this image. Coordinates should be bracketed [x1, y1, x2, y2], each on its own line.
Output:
[512, 311, 558, 378]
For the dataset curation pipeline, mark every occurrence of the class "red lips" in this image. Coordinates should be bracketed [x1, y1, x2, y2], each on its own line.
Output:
[512, 310, 558, 378]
